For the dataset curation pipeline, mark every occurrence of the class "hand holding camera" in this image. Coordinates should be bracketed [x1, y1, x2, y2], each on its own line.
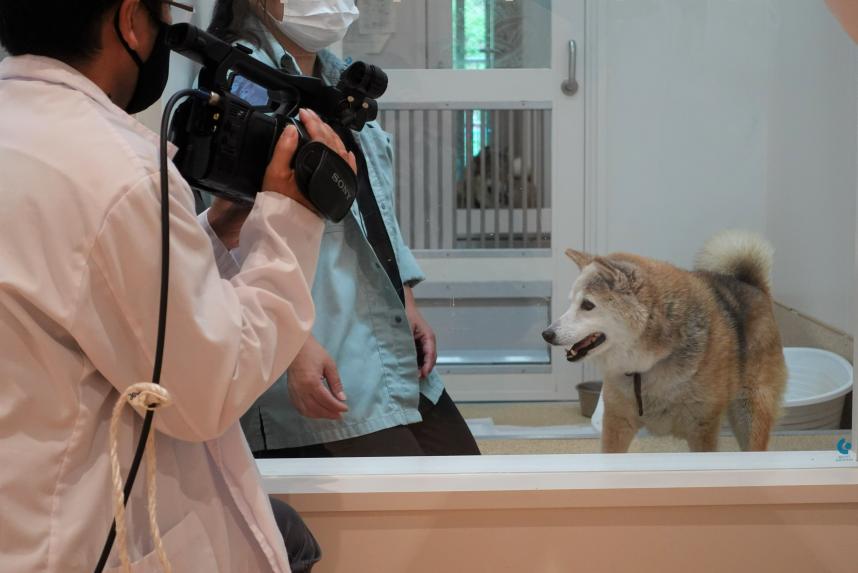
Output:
[166, 24, 386, 223]
[262, 108, 357, 214]
[208, 108, 357, 246]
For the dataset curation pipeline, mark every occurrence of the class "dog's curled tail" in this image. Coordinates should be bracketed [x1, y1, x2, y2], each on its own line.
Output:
[695, 230, 774, 293]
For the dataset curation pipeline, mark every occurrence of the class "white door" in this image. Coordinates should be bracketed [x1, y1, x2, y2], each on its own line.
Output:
[344, 0, 586, 400]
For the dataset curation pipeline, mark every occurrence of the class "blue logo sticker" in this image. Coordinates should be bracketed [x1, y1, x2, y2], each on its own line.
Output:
[836, 438, 852, 456]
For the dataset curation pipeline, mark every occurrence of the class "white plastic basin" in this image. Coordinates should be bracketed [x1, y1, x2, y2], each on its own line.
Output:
[591, 347, 853, 434]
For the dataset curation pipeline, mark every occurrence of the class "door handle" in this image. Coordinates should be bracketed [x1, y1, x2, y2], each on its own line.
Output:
[561, 40, 579, 96]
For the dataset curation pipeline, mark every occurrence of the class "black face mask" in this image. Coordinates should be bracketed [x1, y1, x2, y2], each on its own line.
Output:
[113, 5, 171, 115]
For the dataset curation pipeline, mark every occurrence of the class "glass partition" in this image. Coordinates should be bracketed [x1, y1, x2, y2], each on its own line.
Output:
[366, 0, 856, 458]
[152, 0, 856, 462]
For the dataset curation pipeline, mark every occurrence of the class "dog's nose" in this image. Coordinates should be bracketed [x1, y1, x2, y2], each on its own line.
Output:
[542, 328, 556, 344]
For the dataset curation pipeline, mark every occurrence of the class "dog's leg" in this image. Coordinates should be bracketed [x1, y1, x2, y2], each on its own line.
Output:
[728, 355, 787, 451]
[686, 417, 721, 452]
[600, 382, 640, 453]
[601, 396, 640, 453]
[728, 388, 780, 451]
[727, 397, 752, 451]
[601, 412, 638, 453]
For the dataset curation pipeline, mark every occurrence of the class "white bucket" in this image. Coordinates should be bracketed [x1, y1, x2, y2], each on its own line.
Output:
[778, 347, 853, 430]
[591, 347, 853, 434]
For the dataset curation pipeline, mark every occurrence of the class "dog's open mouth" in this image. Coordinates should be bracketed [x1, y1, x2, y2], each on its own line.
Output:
[566, 333, 606, 362]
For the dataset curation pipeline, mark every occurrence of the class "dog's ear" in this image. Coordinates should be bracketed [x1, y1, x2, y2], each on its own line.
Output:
[593, 257, 639, 292]
[565, 249, 593, 270]
[593, 257, 620, 283]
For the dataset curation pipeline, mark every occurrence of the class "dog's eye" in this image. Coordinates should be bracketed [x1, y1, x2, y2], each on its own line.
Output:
[580, 299, 595, 311]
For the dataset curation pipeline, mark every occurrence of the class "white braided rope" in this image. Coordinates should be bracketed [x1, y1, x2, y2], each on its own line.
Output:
[108, 383, 174, 573]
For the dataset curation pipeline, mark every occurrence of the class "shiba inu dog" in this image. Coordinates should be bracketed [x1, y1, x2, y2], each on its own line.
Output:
[543, 231, 787, 453]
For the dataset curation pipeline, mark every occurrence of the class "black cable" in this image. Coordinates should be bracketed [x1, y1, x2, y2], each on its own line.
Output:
[93, 88, 209, 573]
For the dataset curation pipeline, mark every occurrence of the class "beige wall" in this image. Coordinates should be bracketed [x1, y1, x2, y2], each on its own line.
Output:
[282, 492, 858, 573]
[774, 302, 853, 361]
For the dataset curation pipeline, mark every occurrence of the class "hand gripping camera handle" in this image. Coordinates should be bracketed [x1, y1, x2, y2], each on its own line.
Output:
[292, 141, 358, 223]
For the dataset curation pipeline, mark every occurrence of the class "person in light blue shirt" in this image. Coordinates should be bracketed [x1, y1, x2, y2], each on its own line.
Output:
[208, 0, 480, 457]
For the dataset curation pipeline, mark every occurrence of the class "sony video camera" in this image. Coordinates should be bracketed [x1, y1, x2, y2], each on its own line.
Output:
[165, 24, 388, 222]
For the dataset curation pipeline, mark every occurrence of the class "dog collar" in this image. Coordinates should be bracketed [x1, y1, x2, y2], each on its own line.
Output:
[625, 372, 644, 416]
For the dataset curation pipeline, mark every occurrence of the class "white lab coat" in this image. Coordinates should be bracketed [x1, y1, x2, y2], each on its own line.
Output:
[0, 55, 323, 572]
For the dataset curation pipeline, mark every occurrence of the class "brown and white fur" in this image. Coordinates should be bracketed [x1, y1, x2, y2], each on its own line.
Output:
[543, 231, 787, 453]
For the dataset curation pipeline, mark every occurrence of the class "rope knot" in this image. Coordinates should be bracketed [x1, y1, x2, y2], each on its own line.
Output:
[125, 382, 172, 415]
[109, 383, 174, 573]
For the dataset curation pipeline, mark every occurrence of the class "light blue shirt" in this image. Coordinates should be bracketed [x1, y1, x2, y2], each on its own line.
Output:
[234, 36, 445, 449]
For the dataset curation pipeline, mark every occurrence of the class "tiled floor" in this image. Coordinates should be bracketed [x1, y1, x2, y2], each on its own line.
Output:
[459, 401, 590, 427]
[458, 401, 844, 455]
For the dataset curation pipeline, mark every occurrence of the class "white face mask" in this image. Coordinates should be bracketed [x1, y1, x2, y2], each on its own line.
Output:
[271, 0, 360, 53]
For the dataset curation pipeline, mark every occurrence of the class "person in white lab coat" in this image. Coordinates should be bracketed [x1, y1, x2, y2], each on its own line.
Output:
[0, 0, 355, 571]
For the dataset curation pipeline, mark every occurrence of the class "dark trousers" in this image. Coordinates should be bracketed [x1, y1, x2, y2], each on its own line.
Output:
[256, 390, 481, 457]
[270, 497, 322, 573]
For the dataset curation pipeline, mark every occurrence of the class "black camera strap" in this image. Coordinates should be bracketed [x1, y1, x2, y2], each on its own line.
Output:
[339, 129, 405, 306]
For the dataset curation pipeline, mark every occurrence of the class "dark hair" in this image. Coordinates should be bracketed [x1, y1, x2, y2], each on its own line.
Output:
[0, 0, 160, 63]
[210, 0, 277, 62]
